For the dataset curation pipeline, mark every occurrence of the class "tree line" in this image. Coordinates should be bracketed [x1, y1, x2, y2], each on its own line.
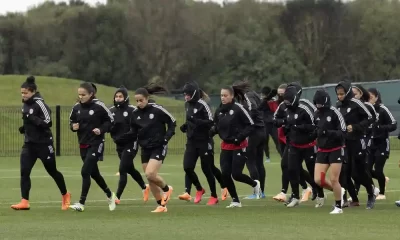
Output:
[1, 0, 400, 93]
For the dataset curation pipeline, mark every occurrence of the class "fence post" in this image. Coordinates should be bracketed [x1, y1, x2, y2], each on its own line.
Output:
[55, 105, 61, 156]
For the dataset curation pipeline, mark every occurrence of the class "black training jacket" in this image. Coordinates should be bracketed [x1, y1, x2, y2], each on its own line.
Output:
[214, 100, 254, 143]
[335, 81, 373, 140]
[69, 99, 114, 145]
[120, 103, 176, 149]
[109, 104, 137, 146]
[184, 99, 214, 141]
[242, 91, 264, 128]
[20, 92, 54, 144]
[313, 90, 346, 149]
[373, 103, 397, 142]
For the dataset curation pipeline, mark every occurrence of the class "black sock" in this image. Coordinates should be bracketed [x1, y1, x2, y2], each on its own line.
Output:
[141, 184, 147, 190]
[281, 189, 287, 194]
[251, 181, 257, 188]
[335, 200, 342, 209]
[162, 185, 169, 192]
[156, 200, 165, 207]
[211, 192, 217, 198]
[105, 188, 112, 198]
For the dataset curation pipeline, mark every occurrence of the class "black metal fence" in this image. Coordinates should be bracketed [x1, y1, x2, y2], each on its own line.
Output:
[1, 105, 400, 157]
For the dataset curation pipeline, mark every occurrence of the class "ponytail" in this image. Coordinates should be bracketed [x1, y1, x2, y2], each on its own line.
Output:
[135, 83, 166, 98]
[232, 79, 251, 102]
[199, 89, 210, 102]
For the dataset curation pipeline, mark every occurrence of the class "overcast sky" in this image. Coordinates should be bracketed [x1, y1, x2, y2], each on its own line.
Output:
[2, 0, 274, 14]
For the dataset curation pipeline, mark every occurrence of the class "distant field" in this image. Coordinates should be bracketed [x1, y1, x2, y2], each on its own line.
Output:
[0, 75, 183, 107]
[0, 75, 187, 157]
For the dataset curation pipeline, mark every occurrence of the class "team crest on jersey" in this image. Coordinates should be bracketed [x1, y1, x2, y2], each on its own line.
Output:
[123, 111, 128, 117]
[89, 110, 94, 115]
[149, 113, 154, 119]
[347, 108, 351, 113]
[229, 110, 234, 115]
[21, 108, 24, 112]
[327, 116, 331, 122]
[294, 114, 298, 119]
[193, 108, 198, 113]
[29, 109, 33, 114]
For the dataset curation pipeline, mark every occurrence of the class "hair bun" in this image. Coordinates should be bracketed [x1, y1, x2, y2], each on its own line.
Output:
[26, 76, 35, 84]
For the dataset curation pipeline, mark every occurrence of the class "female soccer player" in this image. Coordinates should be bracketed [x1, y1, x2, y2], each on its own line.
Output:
[313, 89, 346, 214]
[368, 88, 396, 200]
[69, 82, 116, 212]
[109, 86, 150, 204]
[12, 76, 71, 211]
[351, 85, 379, 199]
[177, 81, 226, 205]
[336, 80, 376, 209]
[272, 83, 315, 204]
[116, 84, 176, 213]
[234, 81, 267, 200]
[278, 86, 323, 208]
[212, 85, 261, 208]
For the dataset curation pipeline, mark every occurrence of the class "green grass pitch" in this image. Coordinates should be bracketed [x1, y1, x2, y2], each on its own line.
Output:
[0, 152, 399, 240]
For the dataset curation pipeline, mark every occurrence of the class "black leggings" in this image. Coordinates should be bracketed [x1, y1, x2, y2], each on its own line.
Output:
[220, 149, 256, 203]
[368, 141, 389, 195]
[280, 143, 312, 194]
[287, 145, 322, 199]
[116, 143, 146, 199]
[79, 143, 111, 205]
[20, 143, 67, 200]
[246, 129, 266, 192]
[264, 123, 281, 158]
[183, 141, 223, 198]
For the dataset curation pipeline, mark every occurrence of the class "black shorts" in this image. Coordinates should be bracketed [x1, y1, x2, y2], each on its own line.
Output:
[316, 148, 346, 164]
[141, 145, 168, 164]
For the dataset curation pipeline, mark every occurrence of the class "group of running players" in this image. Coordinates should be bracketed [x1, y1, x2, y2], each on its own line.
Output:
[12, 76, 399, 214]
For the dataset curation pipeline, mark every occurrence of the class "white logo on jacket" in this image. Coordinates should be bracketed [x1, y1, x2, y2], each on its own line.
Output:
[89, 110, 94, 115]
[149, 113, 154, 119]
[123, 111, 128, 117]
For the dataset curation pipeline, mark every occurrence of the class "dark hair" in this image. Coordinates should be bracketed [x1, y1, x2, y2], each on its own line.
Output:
[231, 80, 251, 102]
[199, 89, 210, 102]
[135, 83, 166, 98]
[21, 76, 37, 92]
[261, 86, 272, 95]
[368, 88, 381, 104]
[79, 82, 96, 99]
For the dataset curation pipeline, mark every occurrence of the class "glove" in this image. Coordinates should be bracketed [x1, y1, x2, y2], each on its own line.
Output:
[19, 126, 25, 134]
[209, 126, 217, 137]
[180, 123, 187, 133]
[317, 128, 327, 136]
[274, 119, 286, 128]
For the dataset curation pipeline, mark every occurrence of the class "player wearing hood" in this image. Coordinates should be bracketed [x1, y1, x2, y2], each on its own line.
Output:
[272, 83, 315, 204]
[233, 80, 267, 199]
[11, 76, 71, 211]
[116, 84, 176, 213]
[211, 84, 261, 207]
[278, 86, 323, 208]
[368, 88, 396, 200]
[109, 86, 150, 204]
[313, 89, 346, 214]
[336, 80, 376, 209]
[177, 81, 226, 205]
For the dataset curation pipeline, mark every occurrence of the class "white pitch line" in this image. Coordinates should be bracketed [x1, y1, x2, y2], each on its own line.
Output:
[2, 190, 400, 206]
